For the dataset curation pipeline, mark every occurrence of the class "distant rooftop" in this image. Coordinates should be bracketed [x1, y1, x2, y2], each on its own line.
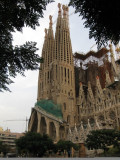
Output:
[0, 127, 3, 132]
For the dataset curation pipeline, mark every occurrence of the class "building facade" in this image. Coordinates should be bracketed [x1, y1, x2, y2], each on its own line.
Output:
[0, 127, 23, 155]
[28, 3, 120, 144]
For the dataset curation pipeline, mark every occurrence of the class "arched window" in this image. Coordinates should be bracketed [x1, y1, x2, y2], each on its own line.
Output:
[63, 103, 66, 110]
[67, 115, 70, 123]
[108, 92, 111, 98]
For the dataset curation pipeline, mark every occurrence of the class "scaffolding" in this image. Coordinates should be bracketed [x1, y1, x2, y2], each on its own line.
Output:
[74, 48, 109, 70]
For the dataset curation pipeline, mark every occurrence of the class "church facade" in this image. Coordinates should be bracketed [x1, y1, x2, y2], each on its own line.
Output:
[28, 3, 120, 144]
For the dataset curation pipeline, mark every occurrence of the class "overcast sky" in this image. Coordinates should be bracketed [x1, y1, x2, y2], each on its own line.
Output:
[0, 0, 98, 133]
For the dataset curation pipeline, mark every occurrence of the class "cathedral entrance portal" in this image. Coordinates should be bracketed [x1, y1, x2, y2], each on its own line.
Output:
[49, 122, 56, 140]
[59, 126, 65, 139]
[40, 117, 47, 135]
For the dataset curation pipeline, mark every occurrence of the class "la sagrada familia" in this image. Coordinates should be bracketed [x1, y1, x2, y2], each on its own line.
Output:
[28, 3, 120, 145]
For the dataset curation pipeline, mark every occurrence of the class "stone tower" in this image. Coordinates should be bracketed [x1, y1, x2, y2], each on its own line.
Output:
[37, 3, 75, 126]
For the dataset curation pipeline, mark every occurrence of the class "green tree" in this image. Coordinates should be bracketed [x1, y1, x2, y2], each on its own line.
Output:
[85, 129, 120, 155]
[0, 141, 10, 157]
[56, 140, 79, 157]
[0, 0, 53, 92]
[69, 0, 120, 48]
[15, 132, 55, 157]
[0, 141, 2, 153]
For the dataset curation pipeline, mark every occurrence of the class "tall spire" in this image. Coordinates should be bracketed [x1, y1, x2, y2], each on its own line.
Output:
[37, 14, 55, 100]
[54, 3, 62, 60]
[54, 4, 73, 63]
[62, 5, 66, 18]
[49, 15, 52, 29]
[41, 28, 48, 68]
[48, 15, 54, 39]
[62, 5, 69, 20]
[58, 3, 62, 16]
[37, 28, 48, 100]
[44, 28, 47, 39]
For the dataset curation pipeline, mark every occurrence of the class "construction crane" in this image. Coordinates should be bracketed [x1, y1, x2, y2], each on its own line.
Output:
[90, 44, 96, 50]
[4, 117, 29, 132]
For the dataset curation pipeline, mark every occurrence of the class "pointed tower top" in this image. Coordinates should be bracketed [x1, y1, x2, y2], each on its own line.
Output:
[49, 15, 52, 28]
[65, 6, 69, 12]
[87, 119, 91, 130]
[68, 127, 71, 134]
[109, 43, 114, 58]
[62, 5, 66, 17]
[115, 44, 120, 52]
[96, 76, 99, 79]
[44, 28, 47, 38]
[105, 53, 108, 61]
[95, 118, 100, 129]
[58, 3, 61, 16]
[74, 123, 77, 132]
[80, 82, 82, 86]
[88, 81, 91, 86]
[80, 121, 84, 130]
[115, 44, 120, 60]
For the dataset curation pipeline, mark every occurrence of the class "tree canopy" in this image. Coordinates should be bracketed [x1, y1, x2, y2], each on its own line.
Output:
[0, 141, 10, 157]
[56, 139, 79, 157]
[69, 0, 120, 48]
[15, 132, 79, 157]
[15, 132, 55, 157]
[85, 129, 120, 154]
[57, 139, 79, 152]
[0, 0, 53, 92]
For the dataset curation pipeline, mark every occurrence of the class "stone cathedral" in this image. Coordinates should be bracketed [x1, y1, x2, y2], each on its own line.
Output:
[28, 3, 120, 145]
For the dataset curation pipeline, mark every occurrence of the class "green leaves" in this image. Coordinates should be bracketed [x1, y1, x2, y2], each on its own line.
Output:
[69, 0, 120, 48]
[0, 0, 54, 92]
[15, 133, 80, 157]
[56, 140, 79, 152]
[0, 141, 10, 156]
[0, 0, 54, 32]
[0, 41, 40, 91]
[85, 129, 120, 153]
[15, 132, 55, 157]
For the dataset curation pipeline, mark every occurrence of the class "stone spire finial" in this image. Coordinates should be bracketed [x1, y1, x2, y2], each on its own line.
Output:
[74, 123, 77, 132]
[109, 43, 114, 58]
[115, 44, 120, 53]
[115, 44, 120, 59]
[69, 127, 71, 134]
[88, 119, 91, 129]
[49, 15, 52, 28]
[80, 82, 82, 86]
[88, 81, 91, 87]
[44, 28, 47, 38]
[81, 121, 84, 130]
[96, 76, 99, 80]
[65, 6, 69, 12]
[65, 6, 69, 17]
[62, 5, 66, 17]
[58, 3, 61, 15]
[105, 69, 111, 86]
[95, 118, 100, 129]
